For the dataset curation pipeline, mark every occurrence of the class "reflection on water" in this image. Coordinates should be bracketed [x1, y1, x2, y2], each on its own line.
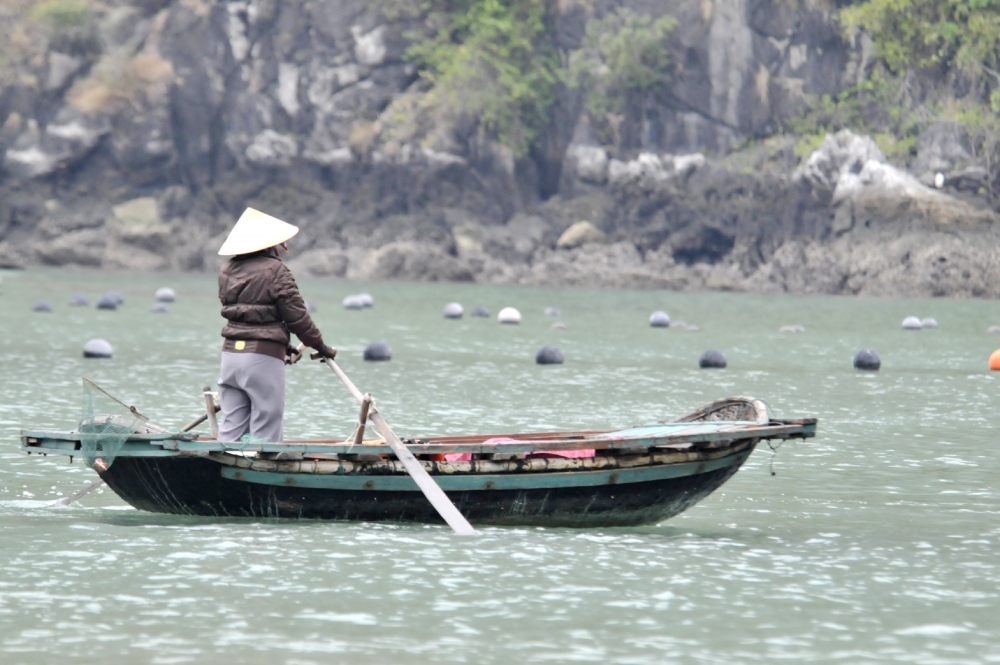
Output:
[1, 268, 999, 663]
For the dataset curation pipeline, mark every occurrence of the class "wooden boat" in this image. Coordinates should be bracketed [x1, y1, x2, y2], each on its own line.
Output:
[21, 396, 816, 527]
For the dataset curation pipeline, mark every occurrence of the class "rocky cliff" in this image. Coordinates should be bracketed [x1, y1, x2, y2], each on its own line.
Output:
[0, 0, 997, 297]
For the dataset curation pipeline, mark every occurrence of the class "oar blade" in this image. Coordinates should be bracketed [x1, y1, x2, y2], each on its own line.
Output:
[322, 358, 476, 535]
[369, 411, 476, 535]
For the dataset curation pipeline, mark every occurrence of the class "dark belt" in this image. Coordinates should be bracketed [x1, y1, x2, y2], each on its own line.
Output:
[222, 338, 287, 361]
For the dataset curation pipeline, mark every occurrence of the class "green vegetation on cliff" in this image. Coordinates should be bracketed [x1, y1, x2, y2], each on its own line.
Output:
[783, 0, 1000, 198]
[841, 0, 1000, 90]
[388, 0, 558, 155]
[567, 9, 677, 147]
[385, 1, 676, 156]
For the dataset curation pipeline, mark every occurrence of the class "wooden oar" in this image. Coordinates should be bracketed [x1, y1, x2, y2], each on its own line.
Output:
[313, 353, 476, 536]
[52, 405, 220, 507]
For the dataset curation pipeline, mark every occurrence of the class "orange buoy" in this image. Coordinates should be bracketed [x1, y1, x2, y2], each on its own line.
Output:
[990, 350, 1000, 371]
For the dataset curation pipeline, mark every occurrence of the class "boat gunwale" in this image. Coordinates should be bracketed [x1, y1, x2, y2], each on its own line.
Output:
[22, 419, 816, 457]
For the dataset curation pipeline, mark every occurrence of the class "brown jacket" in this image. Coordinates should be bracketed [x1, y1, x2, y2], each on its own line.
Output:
[219, 249, 324, 357]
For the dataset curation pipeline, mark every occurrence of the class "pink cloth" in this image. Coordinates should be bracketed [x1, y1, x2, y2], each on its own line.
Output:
[527, 449, 595, 459]
[444, 437, 595, 461]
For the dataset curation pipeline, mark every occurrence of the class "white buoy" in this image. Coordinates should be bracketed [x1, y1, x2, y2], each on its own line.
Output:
[83, 339, 114, 358]
[902, 316, 922, 330]
[155, 287, 176, 303]
[920, 317, 938, 329]
[344, 293, 374, 309]
[649, 311, 670, 328]
[498, 307, 521, 324]
[443, 302, 464, 319]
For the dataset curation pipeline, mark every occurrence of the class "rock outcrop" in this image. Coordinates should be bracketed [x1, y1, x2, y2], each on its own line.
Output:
[0, 1, 996, 297]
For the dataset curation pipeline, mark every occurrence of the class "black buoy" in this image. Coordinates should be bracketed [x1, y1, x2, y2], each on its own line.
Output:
[854, 349, 881, 371]
[83, 338, 114, 358]
[96, 293, 118, 310]
[69, 295, 88, 307]
[150, 303, 169, 313]
[470, 306, 490, 318]
[363, 341, 392, 361]
[108, 291, 124, 305]
[699, 349, 727, 369]
[536, 345, 564, 365]
[32, 301, 52, 313]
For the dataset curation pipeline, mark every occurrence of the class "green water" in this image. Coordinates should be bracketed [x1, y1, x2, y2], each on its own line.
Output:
[1, 268, 999, 664]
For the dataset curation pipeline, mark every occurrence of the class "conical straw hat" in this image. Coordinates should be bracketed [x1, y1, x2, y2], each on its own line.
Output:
[218, 208, 299, 256]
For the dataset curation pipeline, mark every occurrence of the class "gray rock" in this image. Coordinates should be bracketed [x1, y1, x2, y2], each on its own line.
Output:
[854, 349, 881, 371]
[699, 349, 727, 369]
[4, 107, 111, 179]
[902, 316, 922, 330]
[155, 287, 176, 303]
[96, 294, 118, 310]
[443, 302, 463, 319]
[920, 317, 938, 329]
[363, 341, 392, 361]
[290, 248, 349, 277]
[150, 303, 169, 313]
[912, 122, 973, 176]
[471, 306, 490, 318]
[113, 198, 160, 227]
[649, 311, 670, 328]
[32, 301, 52, 312]
[368, 242, 474, 282]
[68, 295, 88, 306]
[45, 52, 85, 92]
[557, 221, 606, 249]
[83, 339, 114, 358]
[536, 345, 564, 365]
[567, 145, 608, 184]
[245, 130, 298, 167]
[794, 130, 885, 192]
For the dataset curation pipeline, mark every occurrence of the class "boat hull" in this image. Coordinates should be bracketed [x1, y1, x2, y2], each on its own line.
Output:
[98, 446, 755, 527]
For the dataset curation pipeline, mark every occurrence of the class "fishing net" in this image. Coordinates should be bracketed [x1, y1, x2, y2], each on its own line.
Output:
[79, 378, 148, 470]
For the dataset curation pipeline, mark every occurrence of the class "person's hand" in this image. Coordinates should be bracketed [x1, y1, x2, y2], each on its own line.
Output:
[314, 343, 337, 360]
[285, 345, 303, 365]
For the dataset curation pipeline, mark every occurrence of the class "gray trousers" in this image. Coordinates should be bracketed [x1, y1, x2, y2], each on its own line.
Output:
[218, 352, 286, 443]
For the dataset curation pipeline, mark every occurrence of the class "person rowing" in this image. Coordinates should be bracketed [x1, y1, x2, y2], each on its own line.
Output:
[216, 208, 338, 443]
